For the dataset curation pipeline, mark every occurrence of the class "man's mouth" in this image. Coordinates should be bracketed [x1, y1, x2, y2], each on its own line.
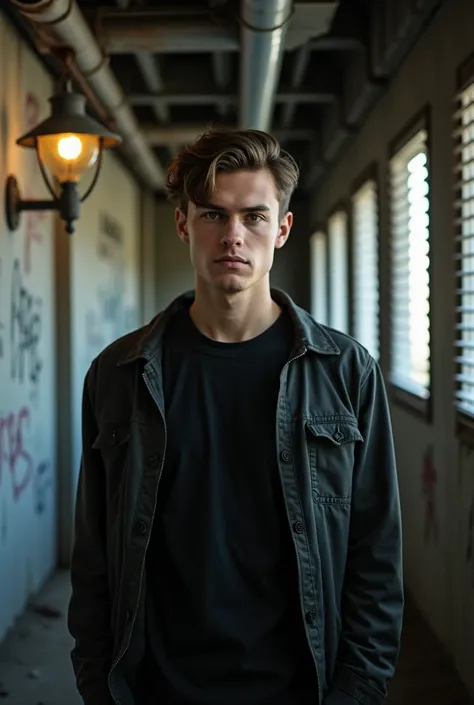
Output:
[214, 255, 249, 269]
[215, 255, 248, 263]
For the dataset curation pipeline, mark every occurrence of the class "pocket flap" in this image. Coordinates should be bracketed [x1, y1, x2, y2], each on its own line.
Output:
[92, 422, 130, 450]
[306, 421, 364, 446]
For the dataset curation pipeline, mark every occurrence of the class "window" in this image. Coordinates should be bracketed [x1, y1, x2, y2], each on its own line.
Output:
[389, 126, 430, 400]
[310, 232, 328, 324]
[352, 179, 380, 359]
[328, 211, 349, 333]
[455, 78, 474, 419]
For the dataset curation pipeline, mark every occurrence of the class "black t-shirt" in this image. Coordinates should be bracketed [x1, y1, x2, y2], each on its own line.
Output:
[143, 305, 317, 705]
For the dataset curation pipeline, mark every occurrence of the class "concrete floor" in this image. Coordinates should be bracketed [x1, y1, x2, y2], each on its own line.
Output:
[0, 570, 472, 705]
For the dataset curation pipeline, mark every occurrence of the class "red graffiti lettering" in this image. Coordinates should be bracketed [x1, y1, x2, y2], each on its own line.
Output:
[0, 407, 33, 502]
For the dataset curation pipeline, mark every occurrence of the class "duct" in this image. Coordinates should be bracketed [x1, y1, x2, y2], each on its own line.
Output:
[10, 0, 165, 191]
[239, 0, 292, 131]
[239, 1, 339, 131]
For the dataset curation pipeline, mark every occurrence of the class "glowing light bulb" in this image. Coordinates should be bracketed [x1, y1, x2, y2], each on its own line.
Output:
[58, 135, 82, 161]
[38, 132, 99, 182]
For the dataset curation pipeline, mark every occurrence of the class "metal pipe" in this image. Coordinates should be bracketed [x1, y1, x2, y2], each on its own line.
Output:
[10, 0, 165, 191]
[239, 0, 293, 131]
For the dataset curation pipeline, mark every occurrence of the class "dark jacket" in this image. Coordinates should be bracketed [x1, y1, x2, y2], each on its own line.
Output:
[68, 289, 404, 705]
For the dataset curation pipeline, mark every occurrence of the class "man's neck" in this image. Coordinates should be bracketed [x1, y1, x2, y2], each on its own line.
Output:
[189, 279, 281, 343]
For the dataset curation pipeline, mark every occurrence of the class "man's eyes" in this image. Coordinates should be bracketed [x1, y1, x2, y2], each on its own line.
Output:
[201, 212, 264, 222]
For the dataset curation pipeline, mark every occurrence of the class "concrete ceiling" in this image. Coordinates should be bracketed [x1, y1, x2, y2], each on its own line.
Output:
[5, 0, 445, 193]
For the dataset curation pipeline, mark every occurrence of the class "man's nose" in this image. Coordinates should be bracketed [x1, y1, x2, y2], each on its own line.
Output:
[221, 217, 244, 246]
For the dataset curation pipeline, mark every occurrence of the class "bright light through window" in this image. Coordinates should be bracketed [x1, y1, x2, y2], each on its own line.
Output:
[455, 80, 474, 416]
[352, 180, 379, 359]
[328, 211, 349, 334]
[390, 128, 431, 398]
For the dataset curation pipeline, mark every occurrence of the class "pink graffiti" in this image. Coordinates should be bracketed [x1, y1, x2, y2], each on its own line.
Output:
[23, 93, 46, 273]
[0, 407, 33, 502]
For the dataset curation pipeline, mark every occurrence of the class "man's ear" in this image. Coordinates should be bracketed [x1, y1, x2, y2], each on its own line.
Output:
[176, 207, 189, 243]
[275, 211, 293, 250]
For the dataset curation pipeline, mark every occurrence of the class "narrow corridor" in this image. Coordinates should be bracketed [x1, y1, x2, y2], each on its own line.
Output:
[0, 572, 471, 705]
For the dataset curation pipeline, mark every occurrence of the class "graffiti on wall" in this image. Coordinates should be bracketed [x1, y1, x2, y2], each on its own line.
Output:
[0, 406, 51, 543]
[10, 258, 43, 396]
[421, 445, 439, 544]
[0, 91, 52, 546]
[84, 212, 138, 364]
[33, 460, 52, 516]
[0, 407, 33, 503]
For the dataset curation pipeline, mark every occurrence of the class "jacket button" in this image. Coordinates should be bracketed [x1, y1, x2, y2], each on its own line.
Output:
[306, 610, 317, 625]
[280, 449, 292, 462]
[147, 453, 159, 466]
[135, 520, 147, 536]
[293, 520, 304, 534]
[333, 428, 344, 443]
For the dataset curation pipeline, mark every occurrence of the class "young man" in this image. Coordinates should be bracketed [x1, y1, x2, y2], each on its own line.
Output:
[68, 129, 403, 705]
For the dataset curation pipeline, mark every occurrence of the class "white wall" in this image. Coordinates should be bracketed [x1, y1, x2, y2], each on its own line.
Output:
[70, 153, 142, 515]
[0, 17, 57, 641]
[0, 13, 146, 637]
[310, 0, 474, 695]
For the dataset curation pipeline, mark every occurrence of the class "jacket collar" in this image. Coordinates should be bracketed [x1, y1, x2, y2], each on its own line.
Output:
[117, 288, 340, 366]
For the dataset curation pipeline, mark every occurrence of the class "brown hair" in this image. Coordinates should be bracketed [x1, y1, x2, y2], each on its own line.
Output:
[165, 128, 299, 217]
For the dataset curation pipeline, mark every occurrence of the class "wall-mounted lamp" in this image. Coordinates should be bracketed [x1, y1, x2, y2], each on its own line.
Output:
[5, 85, 121, 234]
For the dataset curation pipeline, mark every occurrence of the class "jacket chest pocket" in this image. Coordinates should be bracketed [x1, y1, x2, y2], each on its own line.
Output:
[306, 420, 364, 504]
[92, 422, 130, 490]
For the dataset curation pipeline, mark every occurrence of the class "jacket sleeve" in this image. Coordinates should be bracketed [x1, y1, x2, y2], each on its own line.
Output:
[324, 358, 404, 705]
[68, 363, 115, 705]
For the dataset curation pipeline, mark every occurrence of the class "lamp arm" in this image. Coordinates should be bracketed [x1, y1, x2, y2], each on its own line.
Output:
[19, 199, 59, 211]
[5, 175, 59, 231]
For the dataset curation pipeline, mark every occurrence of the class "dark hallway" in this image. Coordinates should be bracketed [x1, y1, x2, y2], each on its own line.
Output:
[1, 0, 474, 703]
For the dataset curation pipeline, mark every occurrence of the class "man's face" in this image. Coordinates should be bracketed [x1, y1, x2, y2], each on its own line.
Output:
[175, 168, 293, 294]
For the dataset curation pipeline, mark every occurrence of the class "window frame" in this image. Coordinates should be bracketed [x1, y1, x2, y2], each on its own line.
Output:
[387, 104, 433, 422]
[325, 201, 351, 335]
[454, 52, 474, 441]
[349, 162, 381, 361]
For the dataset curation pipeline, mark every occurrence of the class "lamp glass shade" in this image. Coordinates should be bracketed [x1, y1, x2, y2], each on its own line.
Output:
[37, 132, 100, 183]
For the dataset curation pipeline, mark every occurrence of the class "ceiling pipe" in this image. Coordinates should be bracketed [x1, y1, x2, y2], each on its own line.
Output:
[9, 0, 165, 191]
[238, 1, 338, 131]
[239, 0, 292, 131]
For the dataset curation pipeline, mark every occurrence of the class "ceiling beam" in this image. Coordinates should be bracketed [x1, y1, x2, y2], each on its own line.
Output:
[101, 20, 239, 54]
[97, 3, 352, 55]
[143, 125, 316, 146]
[113, 0, 176, 158]
[212, 52, 232, 117]
[135, 51, 169, 123]
[129, 88, 337, 107]
[101, 24, 364, 55]
[310, 36, 364, 51]
[281, 41, 313, 129]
